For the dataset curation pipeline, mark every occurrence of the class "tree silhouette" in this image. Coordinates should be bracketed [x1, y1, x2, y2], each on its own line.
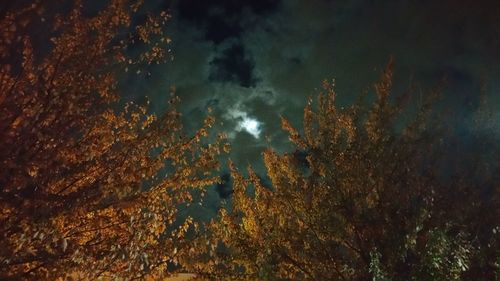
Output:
[188, 59, 499, 280]
[0, 1, 226, 279]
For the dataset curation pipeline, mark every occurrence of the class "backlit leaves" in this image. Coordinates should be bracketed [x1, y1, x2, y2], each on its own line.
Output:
[0, 1, 226, 280]
[191, 60, 499, 280]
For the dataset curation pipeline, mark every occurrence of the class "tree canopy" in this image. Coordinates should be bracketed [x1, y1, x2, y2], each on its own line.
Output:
[1, 1, 498, 281]
[186, 60, 499, 281]
[0, 1, 226, 279]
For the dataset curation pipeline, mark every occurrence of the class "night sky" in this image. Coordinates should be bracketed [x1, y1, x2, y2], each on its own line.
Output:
[122, 0, 500, 217]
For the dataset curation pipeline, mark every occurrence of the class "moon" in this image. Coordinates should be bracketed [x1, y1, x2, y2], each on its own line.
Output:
[239, 117, 261, 139]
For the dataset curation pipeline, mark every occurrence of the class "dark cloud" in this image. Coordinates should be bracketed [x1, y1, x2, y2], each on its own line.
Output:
[113, 0, 500, 223]
[177, 0, 281, 44]
[215, 173, 232, 199]
[132, 0, 500, 177]
[209, 43, 257, 87]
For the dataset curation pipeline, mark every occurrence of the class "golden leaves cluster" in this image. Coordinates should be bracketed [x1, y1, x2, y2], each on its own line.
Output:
[0, 1, 227, 280]
[191, 60, 499, 280]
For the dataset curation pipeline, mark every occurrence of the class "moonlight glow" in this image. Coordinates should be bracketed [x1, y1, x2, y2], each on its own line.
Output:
[239, 117, 262, 139]
[226, 108, 263, 139]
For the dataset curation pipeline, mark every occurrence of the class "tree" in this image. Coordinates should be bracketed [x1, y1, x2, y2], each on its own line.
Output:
[0, 1, 226, 279]
[188, 59, 499, 280]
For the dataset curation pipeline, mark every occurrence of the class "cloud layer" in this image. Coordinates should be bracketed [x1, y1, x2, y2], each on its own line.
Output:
[128, 0, 499, 179]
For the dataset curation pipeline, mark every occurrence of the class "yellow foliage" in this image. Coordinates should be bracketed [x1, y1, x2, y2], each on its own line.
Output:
[188, 60, 499, 280]
[0, 1, 225, 280]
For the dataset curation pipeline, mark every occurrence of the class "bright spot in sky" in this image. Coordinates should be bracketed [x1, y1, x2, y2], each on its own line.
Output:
[239, 117, 262, 139]
[226, 108, 262, 139]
